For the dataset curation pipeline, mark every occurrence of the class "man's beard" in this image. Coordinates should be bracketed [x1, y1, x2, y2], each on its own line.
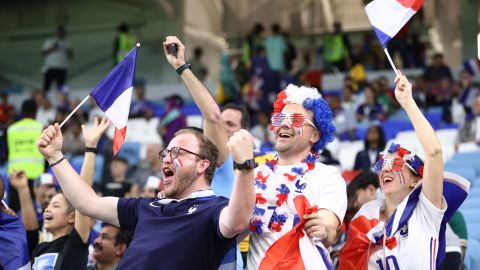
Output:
[165, 164, 198, 199]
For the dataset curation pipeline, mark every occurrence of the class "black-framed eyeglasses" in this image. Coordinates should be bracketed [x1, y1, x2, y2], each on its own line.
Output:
[159, 147, 205, 161]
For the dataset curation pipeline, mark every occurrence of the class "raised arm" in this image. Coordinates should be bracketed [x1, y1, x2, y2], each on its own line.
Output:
[394, 71, 443, 208]
[74, 117, 111, 243]
[163, 36, 229, 165]
[9, 170, 39, 231]
[219, 129, 255, 238]
[36, 122, 120, 227]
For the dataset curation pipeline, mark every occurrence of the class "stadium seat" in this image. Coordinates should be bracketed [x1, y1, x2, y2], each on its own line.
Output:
[70, 154, 105, 184]
[460, 198, 480, 210]
[338, 140, 364, 171]
[117, 142, 142, 167]
[459, 209, 480, 224]
[443, 166, 477, 181]
[465, 239, 480, 270]
[186, 115, 203, 128]
[467, 223, 480, 242]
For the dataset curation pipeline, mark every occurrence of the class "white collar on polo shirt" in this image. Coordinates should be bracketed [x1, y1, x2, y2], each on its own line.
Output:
[155, 189, 215, 205]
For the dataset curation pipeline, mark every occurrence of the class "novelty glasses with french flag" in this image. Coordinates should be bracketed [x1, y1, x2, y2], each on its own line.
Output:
[270, 112, 317, 129]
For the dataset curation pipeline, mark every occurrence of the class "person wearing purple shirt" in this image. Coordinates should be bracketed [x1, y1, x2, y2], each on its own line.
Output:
[158, 94, 187, 145]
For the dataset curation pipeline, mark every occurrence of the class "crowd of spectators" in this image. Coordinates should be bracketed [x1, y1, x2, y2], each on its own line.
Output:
[0, 21, 479, 269]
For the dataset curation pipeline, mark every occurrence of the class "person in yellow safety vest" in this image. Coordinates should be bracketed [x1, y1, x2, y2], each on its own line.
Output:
[323, 22, 351, 72]
[7, 99, 44, 211]
[113, 23, 136, 65]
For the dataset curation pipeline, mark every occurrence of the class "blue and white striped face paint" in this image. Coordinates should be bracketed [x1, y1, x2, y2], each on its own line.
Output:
[173, 158, 183, 169]
[297, 127, 303, 136]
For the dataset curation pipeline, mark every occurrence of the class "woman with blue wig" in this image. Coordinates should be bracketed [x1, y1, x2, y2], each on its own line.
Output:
[246, 84, 347, 269]
[339, 72, 470, 270]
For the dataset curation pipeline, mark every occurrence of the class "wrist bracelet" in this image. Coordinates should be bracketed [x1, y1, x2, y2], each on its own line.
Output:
[49, 156, 66, 167]
[85, 147, 98, 154]
[176, 62, 191, 75]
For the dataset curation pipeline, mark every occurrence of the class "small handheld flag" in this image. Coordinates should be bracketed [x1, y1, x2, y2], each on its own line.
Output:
[89, 44, 139, 155]
[365, 0, 424, 72]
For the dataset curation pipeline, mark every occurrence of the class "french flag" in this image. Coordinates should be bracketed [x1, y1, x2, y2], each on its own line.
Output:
[90, 45, 138, 155]
[365, 0, 423, 47]
[0, 211, 31, 270]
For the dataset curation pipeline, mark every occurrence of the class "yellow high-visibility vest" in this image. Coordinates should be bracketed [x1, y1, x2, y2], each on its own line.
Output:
[324, 34, 348, 63]
[7, 118, 44, 180]
[116, 33, 136, 63]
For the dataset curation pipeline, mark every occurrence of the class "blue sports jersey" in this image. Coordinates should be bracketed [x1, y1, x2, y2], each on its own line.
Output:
[117, 190, 235, 270]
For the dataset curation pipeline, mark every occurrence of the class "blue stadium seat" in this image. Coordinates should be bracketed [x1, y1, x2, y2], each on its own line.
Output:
[424, 111, 442, 130]
[461, 198, 480, 210]
[117, 142, 142, 167]
[467, 223, 480, 242]
[459, 209, 480, 224]
[465, 239, 480, 270]
[469, 187, 480, 197]
[381, 120, 413, 140]
[70, 154, 105, 184]
[443, 166, 477, 181]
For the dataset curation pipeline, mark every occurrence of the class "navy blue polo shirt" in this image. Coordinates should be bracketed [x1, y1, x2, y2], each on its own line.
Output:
[117, 190, 235, 270]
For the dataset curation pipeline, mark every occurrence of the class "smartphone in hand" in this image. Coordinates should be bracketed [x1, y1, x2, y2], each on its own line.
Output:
[167, 43, 178, 58]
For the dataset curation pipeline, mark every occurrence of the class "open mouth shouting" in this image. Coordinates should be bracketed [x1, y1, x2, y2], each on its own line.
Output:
[276, 129, 295, 140]
[162, 166, 175, 185]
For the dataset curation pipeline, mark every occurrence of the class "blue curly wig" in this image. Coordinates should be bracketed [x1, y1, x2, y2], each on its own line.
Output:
[303, 97, 335, 152]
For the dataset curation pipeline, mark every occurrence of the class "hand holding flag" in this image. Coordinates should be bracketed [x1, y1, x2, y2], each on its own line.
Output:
[59, 44, 139, 156]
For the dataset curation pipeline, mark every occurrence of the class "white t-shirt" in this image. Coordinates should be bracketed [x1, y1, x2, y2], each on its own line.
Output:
[367, 193, 446, 270]
[42, 37, 71, 69]
[247, 159, 347, 269]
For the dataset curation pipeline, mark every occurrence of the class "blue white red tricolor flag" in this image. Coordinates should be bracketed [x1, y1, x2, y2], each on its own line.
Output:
[0, 210, 31, 270]
[338, 172, 470, 270]
[90, 45, 138, 155]
[365, 0, 424, 48]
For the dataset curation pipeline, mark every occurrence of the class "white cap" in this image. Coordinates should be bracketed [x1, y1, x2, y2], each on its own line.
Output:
[40, 173, 54, 185]
[145, 176, 161, 190]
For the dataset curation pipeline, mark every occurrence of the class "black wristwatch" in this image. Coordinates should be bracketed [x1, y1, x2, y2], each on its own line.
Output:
[235, 159, 258, 171]
[176, 62, 191, 75]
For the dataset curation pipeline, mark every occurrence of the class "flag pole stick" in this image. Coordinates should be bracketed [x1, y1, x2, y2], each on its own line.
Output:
[1, 199, 9, 210]
[384, 48, 400, 75]
[59, 95, 90, 128]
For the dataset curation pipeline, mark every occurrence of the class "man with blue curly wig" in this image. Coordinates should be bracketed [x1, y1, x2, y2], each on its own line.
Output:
[246, 84, 347, 269]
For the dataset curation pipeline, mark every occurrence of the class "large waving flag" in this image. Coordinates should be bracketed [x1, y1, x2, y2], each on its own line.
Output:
[90, 45, 138, 155]
[365, 0, 423, 48]
[0, 210, 31, 270]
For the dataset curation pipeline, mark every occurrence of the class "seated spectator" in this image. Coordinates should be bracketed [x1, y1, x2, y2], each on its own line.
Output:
[158, 94, 187, 145]
[458, 69, 480, 119]
[412, 76, 428, 111]
[423, 53, 453, 91]
[376, 76, 398, 114]
[87, 223, 133, 270]
[455, 95, 480, 147]
[442, 81, 466, 125]
[62, 121, 85, 156]
[129, 144, 162, 197]
[130, 80, 155, 119]
[428, 77, 451, 107]
[329, 95, 349, 136]
[98, 156, 132, 198]
[34, 92, 56, 126]
[347, 170, 380, 210]
[353, 125, 386, 171]
[250, 111, 275, 146]
[141, 176, 162, 198]
[356, 85, 385, 123]
[33, 173, 58, 225]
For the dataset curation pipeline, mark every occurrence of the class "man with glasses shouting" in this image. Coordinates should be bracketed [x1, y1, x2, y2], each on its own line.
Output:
[36, 120, 256, 269]
[246, 85, 347, 269]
